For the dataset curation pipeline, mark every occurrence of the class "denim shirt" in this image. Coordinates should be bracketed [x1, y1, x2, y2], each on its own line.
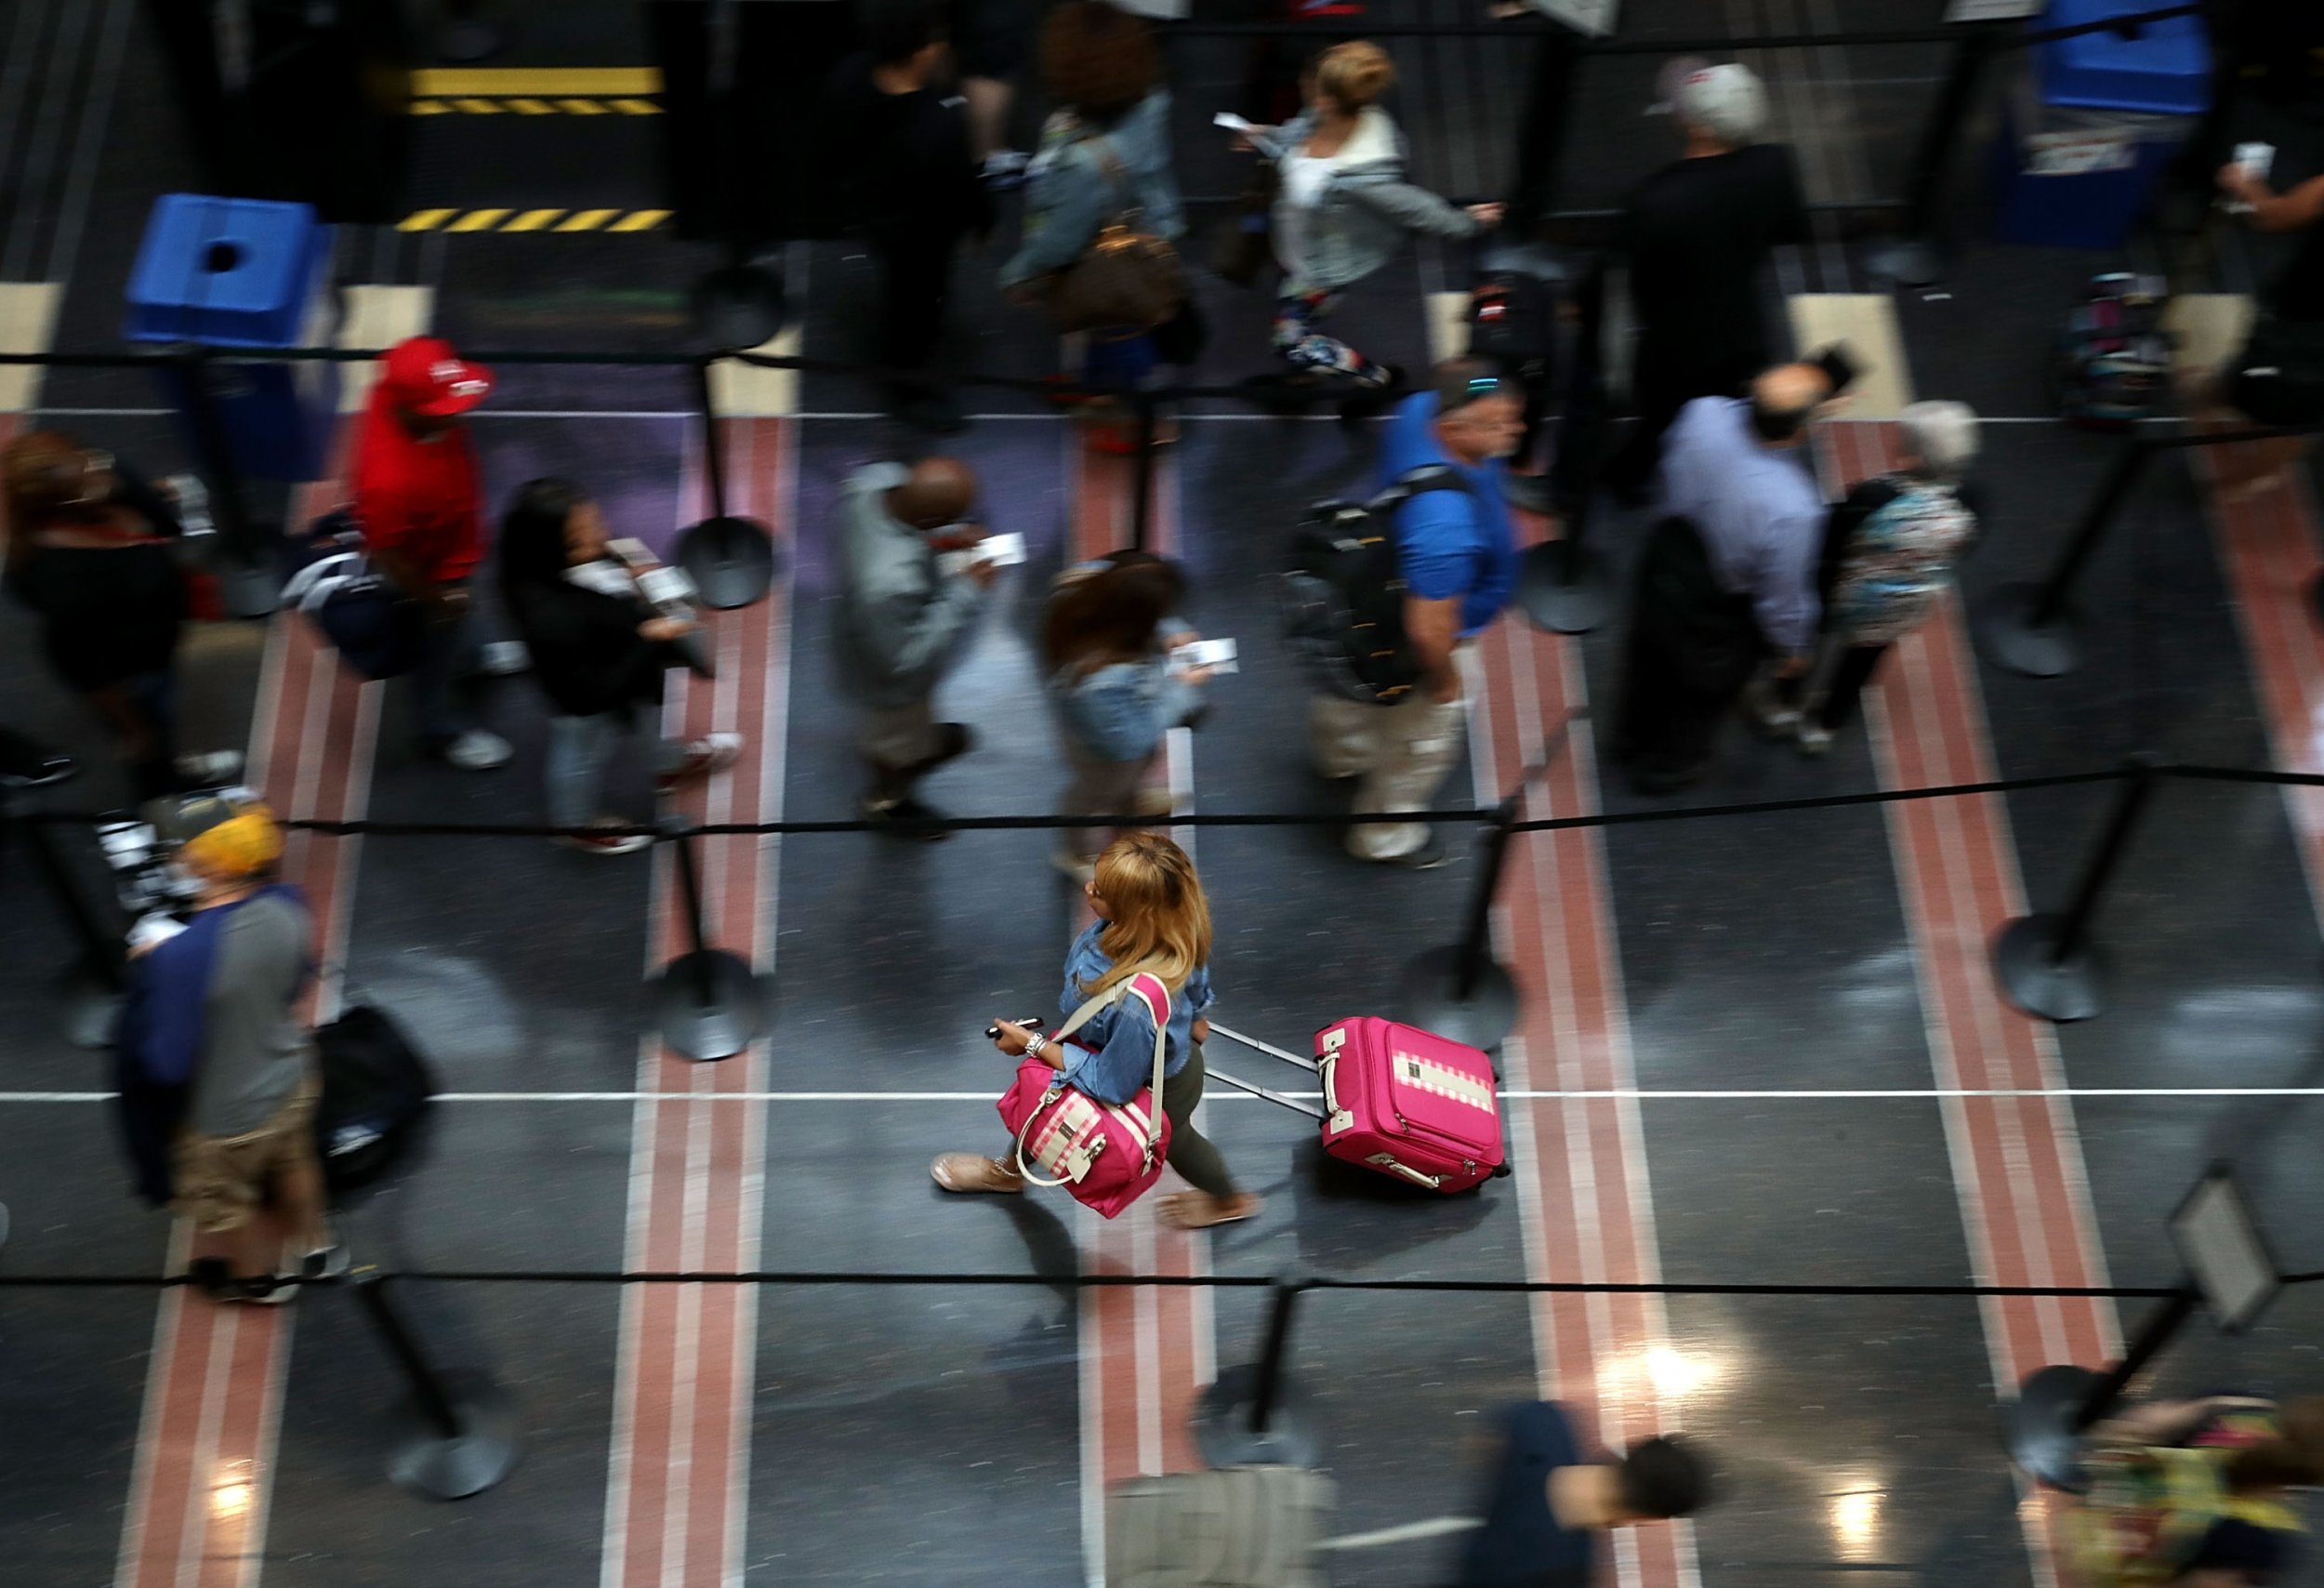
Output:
[1055, 921, 1214, 1105]
[1049, 658, 1201, 762]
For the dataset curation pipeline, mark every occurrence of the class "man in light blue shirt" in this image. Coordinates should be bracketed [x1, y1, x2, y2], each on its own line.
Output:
[1612, 361, 1830, 793]
[1310, 360, 1524, 867]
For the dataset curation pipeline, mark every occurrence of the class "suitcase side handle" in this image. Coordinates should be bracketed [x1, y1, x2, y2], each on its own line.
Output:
[1202, 1021, 1319, 1073]
[1363, 1152, 1445, 1190]
[1318, 1052, 1353, 1134]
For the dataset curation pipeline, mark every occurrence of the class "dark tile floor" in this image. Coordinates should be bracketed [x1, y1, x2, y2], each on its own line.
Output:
[4, 2, 2323, 1586]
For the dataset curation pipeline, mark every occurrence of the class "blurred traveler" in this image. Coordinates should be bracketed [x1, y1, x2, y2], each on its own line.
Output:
[1310, 359, 1522, 867]
[114, 793, 339, 1299]
[1777, 401, 1980, 755]
[935, 831, 1259, 1229]
[2211, 157, 2324, 495]
[832, 0, 994, 434]
[2075, 1394, 2322, 1588]
[1600, 60, 1807, 501]
[496, 479, 742, 854]
[1458, 1400, 1712, 1587]
[999, 0, 1190, 443]
[1043, 550, 1210, 881]
[837, 456, 997, 832]
[2, 431, 242, 801]
[1612, 360, 1830, 793]
[952, 0, 1033, 184]
[1245, 42, 1500, 395]
[354, 335, 522, 772]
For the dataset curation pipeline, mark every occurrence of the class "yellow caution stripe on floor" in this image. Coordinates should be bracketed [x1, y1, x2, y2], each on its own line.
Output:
[395, 207, 669, 234]
[409, 96, 660, 115]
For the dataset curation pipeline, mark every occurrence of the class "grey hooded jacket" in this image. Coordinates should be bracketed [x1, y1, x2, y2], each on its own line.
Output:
[1267, 107, 1479, 297]
[834, 463, 987, 710]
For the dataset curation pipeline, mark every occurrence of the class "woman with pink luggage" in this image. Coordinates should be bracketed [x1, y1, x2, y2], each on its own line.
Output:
[931, 831, 1260, 1230]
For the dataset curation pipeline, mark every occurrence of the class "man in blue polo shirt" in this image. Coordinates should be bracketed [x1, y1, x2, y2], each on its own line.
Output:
[1310, 359, 1522, 867]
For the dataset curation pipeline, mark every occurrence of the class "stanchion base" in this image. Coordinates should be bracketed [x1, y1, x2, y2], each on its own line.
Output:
[1190, 1364, 1324, 1469]
[1394, 946, 1519, 1055]
[654, 949, 770, 1062]
[1979, 583, 2082, 679]
[59, 961, 122, 1050]
[386, 1370, 520, 1500]
[2007, 1363, 2102, 1493]
[1517, 540, 1611, 636]
[691, 262, 787, 351]
[676, 515, 777, 611]
[1864, 235, 1944, 290]
[1993, 914, 2106, 1023]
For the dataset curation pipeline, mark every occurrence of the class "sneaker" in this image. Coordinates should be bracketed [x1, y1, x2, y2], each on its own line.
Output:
[442, 728, 512, 771]
[655, 732, 744, 792]
[1740, 676, 1800, 739]
[931, 1152, 1024, 1194]
[862, 793, 955, 840]
[1366, 831, 1454, 870]
[922, 721, 974, 771]
[297, 1230, 350, 1283]
[477, 641, 531, 677]
[980, 150, 1030, 191]
[1795, 722, 1835, 758]
[554, 817, 654, 856]
[175, 749, 245, 787]
[1051, 848, 1097, 884]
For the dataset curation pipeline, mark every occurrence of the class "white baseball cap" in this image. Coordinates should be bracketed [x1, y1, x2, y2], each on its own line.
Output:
[1667, 60, 1767, 147]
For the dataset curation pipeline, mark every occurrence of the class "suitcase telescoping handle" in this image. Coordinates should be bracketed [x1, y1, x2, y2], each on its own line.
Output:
[1199, 1063, 1325, 1120]
[1202, 1022, 1318, 1072]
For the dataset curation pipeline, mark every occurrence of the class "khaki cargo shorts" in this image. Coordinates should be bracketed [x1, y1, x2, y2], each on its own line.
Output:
[171, 1075, 322, 1234]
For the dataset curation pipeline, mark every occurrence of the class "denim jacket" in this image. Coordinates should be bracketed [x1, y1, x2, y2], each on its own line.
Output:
[1000, 92, 1185, 289]
[1055, 921, 1214, 1105]
[1049, 655, 1200, 762]
[1269, 107, 1479, 296]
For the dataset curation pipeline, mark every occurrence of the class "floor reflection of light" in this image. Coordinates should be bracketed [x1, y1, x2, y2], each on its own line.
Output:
[1607, 1343, 1728, 1403]
[1828, 1485, 1883, 1561]
[210, 1460, 253, 1522]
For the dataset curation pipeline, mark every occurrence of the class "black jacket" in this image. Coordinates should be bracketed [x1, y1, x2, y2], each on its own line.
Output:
[504, 576, 667, 720]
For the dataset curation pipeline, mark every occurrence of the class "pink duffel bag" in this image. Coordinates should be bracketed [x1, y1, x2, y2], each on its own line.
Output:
[995, 971, 1174, 1219]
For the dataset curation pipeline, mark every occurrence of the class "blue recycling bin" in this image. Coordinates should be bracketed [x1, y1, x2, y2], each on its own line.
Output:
[1988, 0, 2211, 250]
[124, 194, 339, 482]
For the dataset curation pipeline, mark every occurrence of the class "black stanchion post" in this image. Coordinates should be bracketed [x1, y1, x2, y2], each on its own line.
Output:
[1190, 1280, 1323, 1467]
[1394, 795, 1524, 1052]
[1981, 436, 2154, 679]
[351, 1273, 520, 1500]
[650, 817, 770, 1062]
[1865, 23, 2000, 288]
[1992, 754, 2160, 1022]
[1129, 391, 1158, 554]
[673, 353, 776, 610]
[1504, 20, 1583, 237]
[175, 347, 281, 619]
[2010, 1277, 2203, 1491]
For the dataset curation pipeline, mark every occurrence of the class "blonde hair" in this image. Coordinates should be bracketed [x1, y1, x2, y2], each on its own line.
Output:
[1081, 832, 1212, 999]
[1315, 41, 1393, 113]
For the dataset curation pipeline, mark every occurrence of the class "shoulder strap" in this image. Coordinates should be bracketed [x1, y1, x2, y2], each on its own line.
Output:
[1050, 970, 1172, 1145]
[1367, 463, 1473, 517]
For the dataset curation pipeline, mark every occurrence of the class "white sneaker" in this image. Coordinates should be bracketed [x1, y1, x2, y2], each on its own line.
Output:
[478, 641, 531, 677]
[1741, 677, 1800, 739]
[175, 749, 245, 786]
[655, 732, 744, 791]
[1795, 722, 1834, 758]
[443, 728, 511, 771]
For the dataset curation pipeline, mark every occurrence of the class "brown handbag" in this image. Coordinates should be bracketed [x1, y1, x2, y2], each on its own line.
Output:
[1031, 139, 1186, 334]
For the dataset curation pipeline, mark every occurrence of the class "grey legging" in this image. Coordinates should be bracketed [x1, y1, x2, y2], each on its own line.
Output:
[1160, 1043, 1239, 1198]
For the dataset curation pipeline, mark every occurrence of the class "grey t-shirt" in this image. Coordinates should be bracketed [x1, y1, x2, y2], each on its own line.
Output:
[188, 891, 317, 1136]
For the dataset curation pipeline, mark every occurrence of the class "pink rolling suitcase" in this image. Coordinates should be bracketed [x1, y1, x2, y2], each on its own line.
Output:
[1207, 1016, 1508, 1194]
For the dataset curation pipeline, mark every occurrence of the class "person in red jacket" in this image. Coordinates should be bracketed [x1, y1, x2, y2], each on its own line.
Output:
[353, 337, 522, 770]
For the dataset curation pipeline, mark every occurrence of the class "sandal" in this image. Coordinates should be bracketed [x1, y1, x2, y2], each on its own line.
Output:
[931, 1153, 1024, 1195]
[1158, 1191, 1261, 1230]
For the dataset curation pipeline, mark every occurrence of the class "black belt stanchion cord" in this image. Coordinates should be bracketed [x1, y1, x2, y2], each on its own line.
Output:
[651, 815, 772, 1062]
[350, 1272, 522, 1500]
[1991, 752, 2161, 1023]
[676, 352, 778, 611]
[1190, 1277, 1324, 1468]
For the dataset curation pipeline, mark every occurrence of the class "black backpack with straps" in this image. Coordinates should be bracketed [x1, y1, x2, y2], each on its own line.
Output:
[1279, 466, 1473, 705]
